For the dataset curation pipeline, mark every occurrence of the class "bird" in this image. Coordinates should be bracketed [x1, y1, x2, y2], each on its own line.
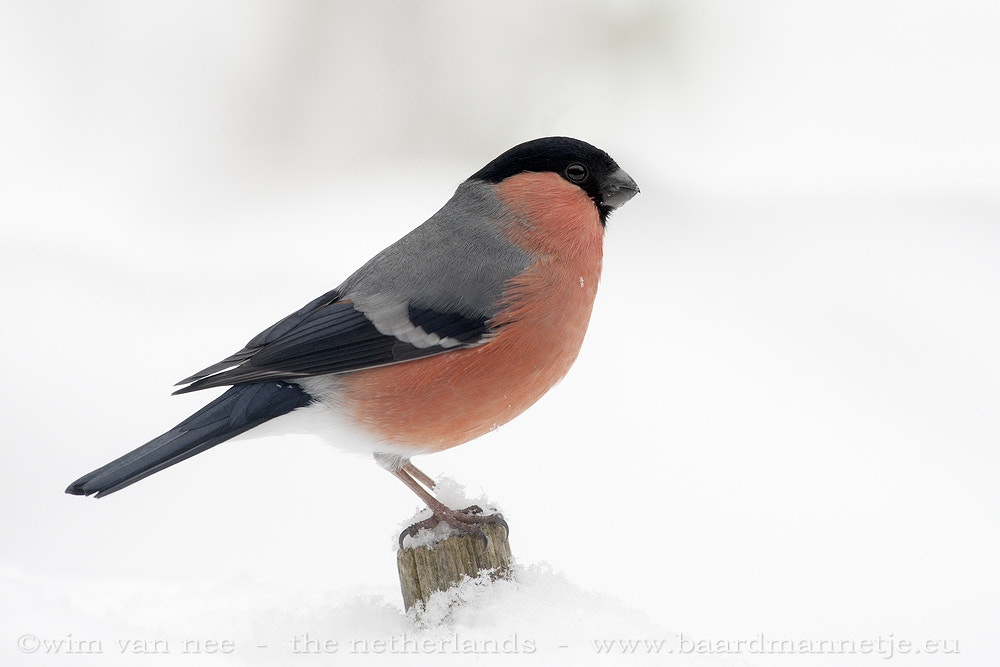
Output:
[65, 136, 639, 539]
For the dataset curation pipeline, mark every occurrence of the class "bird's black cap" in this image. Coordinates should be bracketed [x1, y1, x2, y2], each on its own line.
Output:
[470, 136, 638, 225]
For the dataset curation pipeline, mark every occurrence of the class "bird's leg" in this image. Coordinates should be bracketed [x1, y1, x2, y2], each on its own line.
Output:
[373, 453, 507, 546]
[401, 460, 436, 490]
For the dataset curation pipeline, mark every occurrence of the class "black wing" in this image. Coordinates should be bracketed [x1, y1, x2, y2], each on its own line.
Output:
[173, 289, 490, 394]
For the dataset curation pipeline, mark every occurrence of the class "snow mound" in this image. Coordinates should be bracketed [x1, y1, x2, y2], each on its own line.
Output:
[2, 563, 742, 666]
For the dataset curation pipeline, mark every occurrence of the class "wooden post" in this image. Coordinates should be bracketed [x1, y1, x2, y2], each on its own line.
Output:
[397, 523, 512, 611]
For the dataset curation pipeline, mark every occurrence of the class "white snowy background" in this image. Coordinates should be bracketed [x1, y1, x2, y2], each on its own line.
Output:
[2, 1, 998, 666]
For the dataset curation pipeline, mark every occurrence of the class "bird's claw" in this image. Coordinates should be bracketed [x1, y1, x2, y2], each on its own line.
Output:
[398, 506, 508, 549]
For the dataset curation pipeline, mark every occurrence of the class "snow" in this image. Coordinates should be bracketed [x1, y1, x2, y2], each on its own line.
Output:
[1, 563, 740, 666]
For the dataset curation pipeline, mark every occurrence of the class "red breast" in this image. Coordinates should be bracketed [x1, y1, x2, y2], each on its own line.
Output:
[339, 172, 605, 451]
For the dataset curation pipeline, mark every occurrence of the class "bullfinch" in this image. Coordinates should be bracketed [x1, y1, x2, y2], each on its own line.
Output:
[66, 136, 639, 537]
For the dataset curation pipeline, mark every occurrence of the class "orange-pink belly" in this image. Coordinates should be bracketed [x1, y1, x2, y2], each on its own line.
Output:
[340, 171, 605, 452]
[339, 262, 597, 450]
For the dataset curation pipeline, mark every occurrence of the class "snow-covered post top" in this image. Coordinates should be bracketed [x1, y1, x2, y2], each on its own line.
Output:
[395, 481, 512, 611]
[397, 523, 512, 611]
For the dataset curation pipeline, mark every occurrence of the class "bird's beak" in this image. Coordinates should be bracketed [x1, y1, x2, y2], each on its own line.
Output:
[601, 168, 640, 210]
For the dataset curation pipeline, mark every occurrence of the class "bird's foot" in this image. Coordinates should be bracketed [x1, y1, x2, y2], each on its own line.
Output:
[399, 505, 508, 548]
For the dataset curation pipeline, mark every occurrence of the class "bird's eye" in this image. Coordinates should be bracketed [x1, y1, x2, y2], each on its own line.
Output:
[565, 163, 588, 183]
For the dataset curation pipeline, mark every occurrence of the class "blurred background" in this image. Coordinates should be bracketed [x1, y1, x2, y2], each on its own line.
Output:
[2, 1, 998, 665]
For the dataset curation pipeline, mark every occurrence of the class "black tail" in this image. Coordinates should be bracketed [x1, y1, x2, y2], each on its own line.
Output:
[66, 382, 312, 497]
